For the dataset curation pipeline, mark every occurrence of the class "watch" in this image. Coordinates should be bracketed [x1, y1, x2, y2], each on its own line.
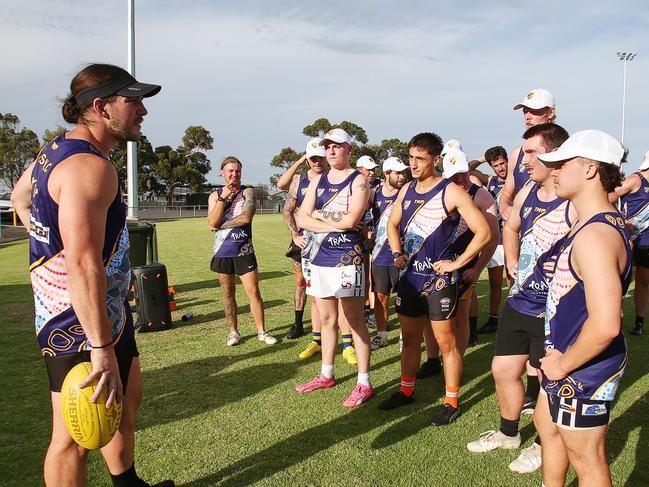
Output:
[392, 251, 404, 259]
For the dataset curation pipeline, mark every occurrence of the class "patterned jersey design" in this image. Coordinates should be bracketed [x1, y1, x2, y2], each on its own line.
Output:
[621, 172, 649, 245]
[543, 213, 631, 400]
[371, 183, 399, 266]
[212, 187, 254, 258]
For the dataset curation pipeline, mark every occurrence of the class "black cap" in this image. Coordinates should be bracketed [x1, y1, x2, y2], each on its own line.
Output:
[75, 72, 161, 107]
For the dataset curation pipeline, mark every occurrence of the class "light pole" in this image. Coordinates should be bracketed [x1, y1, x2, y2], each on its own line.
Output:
[617, 51, 637, 146]
[127, 0, 138, 219]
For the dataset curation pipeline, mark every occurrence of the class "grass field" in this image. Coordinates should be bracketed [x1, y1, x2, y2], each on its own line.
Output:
[1, 214, 648, 486]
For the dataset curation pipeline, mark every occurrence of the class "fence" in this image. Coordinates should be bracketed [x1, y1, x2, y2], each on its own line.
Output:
[129, 203, 282, 220]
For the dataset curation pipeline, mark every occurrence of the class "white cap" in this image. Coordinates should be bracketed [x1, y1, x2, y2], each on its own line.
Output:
[383, 157, 408, 173]
[305, 137, 326, 158]
[638, 150, 649, 171]
[356, 155, 378, 170]
[513, 88, 555, 110]
[441, 139, 462, 156]
[320, 128, 352, 146]
[442, 148, 469, 178]
[537, 130, 624, 167]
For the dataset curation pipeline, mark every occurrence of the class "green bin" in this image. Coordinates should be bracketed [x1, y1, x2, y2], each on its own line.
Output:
[127, 221, 158, 268]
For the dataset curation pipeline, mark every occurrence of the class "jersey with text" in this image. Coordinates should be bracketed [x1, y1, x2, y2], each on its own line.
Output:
[543, 213, 631, 400]
[508, 182, 571, 317]
[212, 187, 254, 258]
[29, 135, 133, 356]
[621, 172, 649, 245]
[370, 183, 399, 266]
[398, 179, 459, 296]
[301, 171, 363, 267]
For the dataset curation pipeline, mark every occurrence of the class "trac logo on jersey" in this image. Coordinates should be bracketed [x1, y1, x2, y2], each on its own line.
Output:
[230, 229, 248, 241]
[412, 256, 434, 272]
[328, 234, 351, 247]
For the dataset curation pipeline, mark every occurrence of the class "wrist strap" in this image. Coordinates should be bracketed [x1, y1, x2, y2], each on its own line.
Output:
[91, 340, 114, 349]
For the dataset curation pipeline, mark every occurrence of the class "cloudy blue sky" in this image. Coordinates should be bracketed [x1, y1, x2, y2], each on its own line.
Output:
[1, 0, 648, 187]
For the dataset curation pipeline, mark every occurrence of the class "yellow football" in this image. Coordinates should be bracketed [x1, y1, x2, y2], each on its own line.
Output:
[60, 362, 122, 450]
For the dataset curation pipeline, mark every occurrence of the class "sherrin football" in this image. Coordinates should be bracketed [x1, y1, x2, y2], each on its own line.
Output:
[60, 362, 122, 449]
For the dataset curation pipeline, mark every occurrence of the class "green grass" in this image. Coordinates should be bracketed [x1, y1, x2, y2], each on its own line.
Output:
[1, 215, 648, 486]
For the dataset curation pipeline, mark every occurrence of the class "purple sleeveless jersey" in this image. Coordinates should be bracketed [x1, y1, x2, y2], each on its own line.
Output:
[487, 175, 505, 241]
[543, 212, 631, 400]
[295, 172, 310, 209]
[449, 184, 480, 274]
[513, 149, 530, 195]
[212, 187, 254, 258]
[398, 179, 459, 296]
[301, 171, 363, 267]
[370, 183, 399, 266]
[29, 135, 133, 356]
[508, 182, 571, 318]
[621, 172, 649, 245]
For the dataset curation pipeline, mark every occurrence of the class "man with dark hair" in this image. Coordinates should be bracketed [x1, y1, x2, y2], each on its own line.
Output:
[614, 150, 649, 335]
[536, 130, 629, 487]
[469, 146, 509, 335]
[208, 157, 277, 347]
[11, 63, 172, 486]
[378, 132, 490, 426]
[467, 123, 575, 475]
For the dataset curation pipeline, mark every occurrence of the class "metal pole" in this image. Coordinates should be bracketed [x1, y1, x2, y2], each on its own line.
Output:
[621, 57, 627, 146]
[126, 0, 138, 219]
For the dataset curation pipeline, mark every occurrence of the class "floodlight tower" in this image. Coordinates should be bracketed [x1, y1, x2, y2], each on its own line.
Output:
[617, 51, 637, 146]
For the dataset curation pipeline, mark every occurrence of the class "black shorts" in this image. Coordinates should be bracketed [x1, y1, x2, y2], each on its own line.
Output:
[633, 245, 649, 268]
[495, 301, 545, 368]
[210, 253, 258, 276]
[395, 281, 459, 321]
[545, 391, 610, 429]
[371, 264, 399, 295]
[44, 332, 139, 394]
[285, 240, 302, 263]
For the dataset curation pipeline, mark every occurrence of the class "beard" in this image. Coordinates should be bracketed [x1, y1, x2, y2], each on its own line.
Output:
[107, 116, 141, 142]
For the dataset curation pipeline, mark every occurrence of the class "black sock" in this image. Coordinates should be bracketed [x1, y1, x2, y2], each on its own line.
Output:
[635, 315, 644, 325]
[427, 356, 440, 365]
[111, 464, 146, 487]
[534, 435, 542, 446]
[469, 316, 478, 334]
[499, 416, 520, 437]
[489, 314, 498, 322]
[294, 309, 304, 327]
[526, 375, 540, 400]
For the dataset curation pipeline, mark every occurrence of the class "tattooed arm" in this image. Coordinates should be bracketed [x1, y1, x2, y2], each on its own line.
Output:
[219, 188, 257, 229]
[276, 155, 307, 190]
[282, 176, 307, 246]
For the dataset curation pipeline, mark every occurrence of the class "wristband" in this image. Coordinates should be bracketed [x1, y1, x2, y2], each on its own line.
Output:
[91, 340, 114, 349]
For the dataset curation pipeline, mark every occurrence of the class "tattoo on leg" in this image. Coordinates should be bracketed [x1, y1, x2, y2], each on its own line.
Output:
[223, 295, 237, 327]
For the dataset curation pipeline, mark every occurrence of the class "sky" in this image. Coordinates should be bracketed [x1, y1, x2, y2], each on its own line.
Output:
[1, 0, 648, 189]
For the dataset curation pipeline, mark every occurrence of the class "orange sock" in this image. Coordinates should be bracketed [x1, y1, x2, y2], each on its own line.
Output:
[400, 376, 416, 397]
[445, 385, 460, 408]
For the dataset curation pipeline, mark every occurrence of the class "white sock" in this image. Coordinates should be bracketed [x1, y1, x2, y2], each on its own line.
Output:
[321, 364, 334, 379]
[357, 372, 371, 387]
[377, 331, 387, 339]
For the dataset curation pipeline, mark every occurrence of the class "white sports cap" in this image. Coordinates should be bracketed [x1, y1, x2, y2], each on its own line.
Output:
[537, 130, 624, 167]
[442, 148, 469, 178]
[305, 137, 326, 158]
[383, 157, 408, 173]
[441, 139, 462, 156]
[638, 150, 649, 171]
[513, 88, 555, 110]
[356, 155, 378, 170]
[319, 128, 352, 146]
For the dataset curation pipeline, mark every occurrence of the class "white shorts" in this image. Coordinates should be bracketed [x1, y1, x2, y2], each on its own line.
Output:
[487, 244, 505, 269]
[306, 263, 365, 298]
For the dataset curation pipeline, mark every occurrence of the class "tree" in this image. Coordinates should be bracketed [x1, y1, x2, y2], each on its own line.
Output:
[42, 125, 67, 144]
[151, 126, 213, 207]
[110, 135, 162, 198]
[269, 147, 301, 187]
[0, 113, 40, 188]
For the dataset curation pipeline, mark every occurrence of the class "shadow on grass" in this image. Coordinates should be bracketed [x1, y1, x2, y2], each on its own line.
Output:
[174, 271, 293, 293]
[139, 355, 299, 430]
[173, 299, 288, 328]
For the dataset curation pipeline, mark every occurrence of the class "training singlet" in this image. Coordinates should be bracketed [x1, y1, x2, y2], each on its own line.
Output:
[508, 182, 571, 318]
[212, 186, 254, 258]
[513, 149, 530, 195]
[621, 172, 649, 245]
[370, 183, 399, 266]
[29, 135, 133, 356]
[449, 184, 480, 273]
[487, 175, 505, 241]
[295, 172, 310, 209]
[398, 179, 459, 296]
[301, 171, 363, 267]
[543, 213, 631, 400]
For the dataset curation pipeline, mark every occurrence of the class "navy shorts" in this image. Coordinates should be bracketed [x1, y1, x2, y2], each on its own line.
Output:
[211, 253, 258, 276]
[371, 264, 399, 295]
[545, 391, 611, 429]
[633, 245, 649, 268]
[395, 281, 459, 321]
[495, 301, 545, 368]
